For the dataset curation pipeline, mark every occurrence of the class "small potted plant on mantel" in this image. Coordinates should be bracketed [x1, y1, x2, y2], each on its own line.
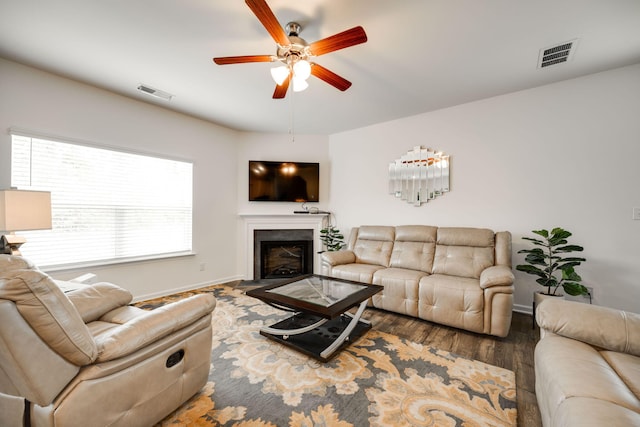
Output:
[516, 227, 590, 310]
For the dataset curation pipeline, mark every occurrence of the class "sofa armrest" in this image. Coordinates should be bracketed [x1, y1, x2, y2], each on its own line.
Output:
[67, 283, 133, 323]
[537, 298, 640, 357]
[94, 293, 216, 362]
[479, 265, 514, 289]
[321, 250, 356, 267]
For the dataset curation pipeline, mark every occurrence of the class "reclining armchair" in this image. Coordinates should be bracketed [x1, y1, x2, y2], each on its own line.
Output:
[0, 255, 216, 427]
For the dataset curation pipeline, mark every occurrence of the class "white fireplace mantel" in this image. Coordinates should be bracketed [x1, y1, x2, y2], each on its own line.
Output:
[239, 213, 328, 279]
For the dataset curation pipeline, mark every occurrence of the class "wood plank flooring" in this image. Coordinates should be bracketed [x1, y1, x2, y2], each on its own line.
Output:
[361, 307, 541, 427]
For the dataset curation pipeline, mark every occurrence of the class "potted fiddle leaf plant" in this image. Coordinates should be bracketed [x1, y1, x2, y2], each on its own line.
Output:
[319, 225, 345, 253]
[516, 227, 589, 298]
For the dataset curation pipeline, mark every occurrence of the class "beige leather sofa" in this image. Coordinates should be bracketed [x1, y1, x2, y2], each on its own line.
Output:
[321, 225, 514, 337]
[0, 255, 216, 427]
[535, 298, 640, 427]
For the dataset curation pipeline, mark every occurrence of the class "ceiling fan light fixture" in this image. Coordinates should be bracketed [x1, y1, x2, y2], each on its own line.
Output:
[270, 66, 290, 85]
[212, 1, 367, 99]
[292, 77, 309, 92]
[292, 59, 311, 80]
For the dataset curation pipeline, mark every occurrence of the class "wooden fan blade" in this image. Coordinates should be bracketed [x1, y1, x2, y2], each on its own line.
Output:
[308, 26, 367, 57]
[273, 74, 291, 99]
[310, 63, 352, 91]
[245, 0, 290, 46]
[213, 55, 273, 65]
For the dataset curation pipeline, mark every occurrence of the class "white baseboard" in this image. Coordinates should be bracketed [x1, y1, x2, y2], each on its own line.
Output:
[132, 274, 244, 303]
[513, 303, 533, 315]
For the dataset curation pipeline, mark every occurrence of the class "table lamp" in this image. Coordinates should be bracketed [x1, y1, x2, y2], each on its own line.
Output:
[0, 189, 52, 256]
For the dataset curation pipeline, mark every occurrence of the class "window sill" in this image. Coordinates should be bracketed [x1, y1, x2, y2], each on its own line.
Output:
[41, 251, 196, 273]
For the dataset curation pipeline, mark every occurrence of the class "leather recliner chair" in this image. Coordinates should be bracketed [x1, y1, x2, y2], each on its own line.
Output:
[0, 255, 216, 426]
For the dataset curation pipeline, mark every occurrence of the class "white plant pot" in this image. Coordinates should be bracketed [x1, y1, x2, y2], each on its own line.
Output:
[534, 290, 564, 306]
[532, 290, 564, 328]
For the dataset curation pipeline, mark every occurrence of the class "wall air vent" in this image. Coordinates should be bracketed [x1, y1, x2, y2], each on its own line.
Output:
[538, 39, 578, 69]
[136, 84, 174, 101]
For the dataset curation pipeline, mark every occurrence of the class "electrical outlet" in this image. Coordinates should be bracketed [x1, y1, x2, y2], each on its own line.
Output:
[633, 207, 640, 220]
[199, 263, 206, 271]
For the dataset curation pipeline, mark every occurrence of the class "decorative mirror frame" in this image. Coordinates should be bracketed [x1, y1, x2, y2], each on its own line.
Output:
[389, 146, 450, 206]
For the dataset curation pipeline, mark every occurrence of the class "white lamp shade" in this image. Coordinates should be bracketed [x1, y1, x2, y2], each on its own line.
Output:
[292, 77, 309, 92]
[0, 189, 52, 232]
[270, 66, 290, 86]
[292, 60, 311, 80]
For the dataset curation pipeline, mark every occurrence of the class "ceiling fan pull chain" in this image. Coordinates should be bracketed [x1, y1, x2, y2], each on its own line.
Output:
[289, 83, 295, 142]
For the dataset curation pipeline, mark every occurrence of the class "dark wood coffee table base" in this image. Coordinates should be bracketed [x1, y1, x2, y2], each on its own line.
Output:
[260, 311, 371, 362]
[246, 274, 383, 362]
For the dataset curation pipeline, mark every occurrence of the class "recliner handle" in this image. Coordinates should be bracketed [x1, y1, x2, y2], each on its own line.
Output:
[166, 349, 185, 368]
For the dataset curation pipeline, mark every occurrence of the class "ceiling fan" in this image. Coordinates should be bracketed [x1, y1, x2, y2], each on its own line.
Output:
[213, 0, 367, 99]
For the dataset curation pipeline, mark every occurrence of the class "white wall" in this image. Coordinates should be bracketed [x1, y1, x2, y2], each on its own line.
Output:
[328, 63, 640, 313]
[0, 58, 241, 299]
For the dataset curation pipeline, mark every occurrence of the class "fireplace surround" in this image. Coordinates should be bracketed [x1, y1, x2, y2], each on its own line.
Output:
[239, 213, 327, 280]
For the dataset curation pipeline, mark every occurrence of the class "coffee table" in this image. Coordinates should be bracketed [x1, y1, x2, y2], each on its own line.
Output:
[246, 274, 383, 362]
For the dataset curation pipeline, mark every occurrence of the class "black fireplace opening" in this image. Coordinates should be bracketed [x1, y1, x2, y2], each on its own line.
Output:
[260, 240, 311, 279]
[254, 229, 314, 280]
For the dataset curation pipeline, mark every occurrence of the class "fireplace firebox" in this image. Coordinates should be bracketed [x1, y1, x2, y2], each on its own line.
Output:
[260, 240, 310, 278]
[254, 229, 313, 280]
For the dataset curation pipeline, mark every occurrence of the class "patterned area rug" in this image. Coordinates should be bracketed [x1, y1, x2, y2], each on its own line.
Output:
[137, 285, 517, 427]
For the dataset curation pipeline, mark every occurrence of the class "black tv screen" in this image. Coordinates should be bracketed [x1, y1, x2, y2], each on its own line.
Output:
[249, 161, 319, 202]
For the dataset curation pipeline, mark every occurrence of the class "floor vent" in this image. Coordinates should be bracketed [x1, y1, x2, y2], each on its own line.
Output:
[538, 39, 578, 69]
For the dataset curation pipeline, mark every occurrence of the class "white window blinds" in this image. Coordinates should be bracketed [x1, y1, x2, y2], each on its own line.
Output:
[10, 133, 193, 268]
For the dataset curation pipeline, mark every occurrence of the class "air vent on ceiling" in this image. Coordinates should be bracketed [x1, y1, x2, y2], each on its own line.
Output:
[137, 84, 174, 101]
[538, 39, 578, 69]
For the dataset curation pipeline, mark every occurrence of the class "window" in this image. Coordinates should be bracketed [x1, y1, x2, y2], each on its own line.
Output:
[10, 132, 193, 268]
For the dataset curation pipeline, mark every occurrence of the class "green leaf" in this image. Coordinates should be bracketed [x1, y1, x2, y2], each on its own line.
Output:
[547, 237, 568, 246]
[555, 245, 584, 253]
[551, 228, 571, 239]
[516, 265, 545, 275]
[536, 277, 558, 287]
[563, 282, 589, 296]
[521, 237, 546, 246]
[532, 229, 549, 238]
[557, 260, 585, 270]
[562, 267, 582, 282]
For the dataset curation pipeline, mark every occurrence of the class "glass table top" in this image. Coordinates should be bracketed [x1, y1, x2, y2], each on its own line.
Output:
[266, 275, 368, 307]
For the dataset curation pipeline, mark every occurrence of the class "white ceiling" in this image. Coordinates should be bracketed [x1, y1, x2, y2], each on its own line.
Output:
[1, 0, 639, 134]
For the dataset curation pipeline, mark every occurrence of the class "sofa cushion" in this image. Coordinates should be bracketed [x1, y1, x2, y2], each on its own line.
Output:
[601, 351, 640, 399]
[535, 335, 640, 416]
[433, 245, 494, 279]
[432, 228, 495, 279]
[389, 225, 437, 272]
[371, 267, 425, 317]
[418, 274, 484, 333]
[436, 227, 495, 247]
[553, 397, 640, 427]
[67, 283, 133, 323]
[0, 260, 97, 366]
[353, 226, 395, 267]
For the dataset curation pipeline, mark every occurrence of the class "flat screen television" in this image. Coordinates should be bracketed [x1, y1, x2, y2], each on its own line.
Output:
[249, 161, 319, 202]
